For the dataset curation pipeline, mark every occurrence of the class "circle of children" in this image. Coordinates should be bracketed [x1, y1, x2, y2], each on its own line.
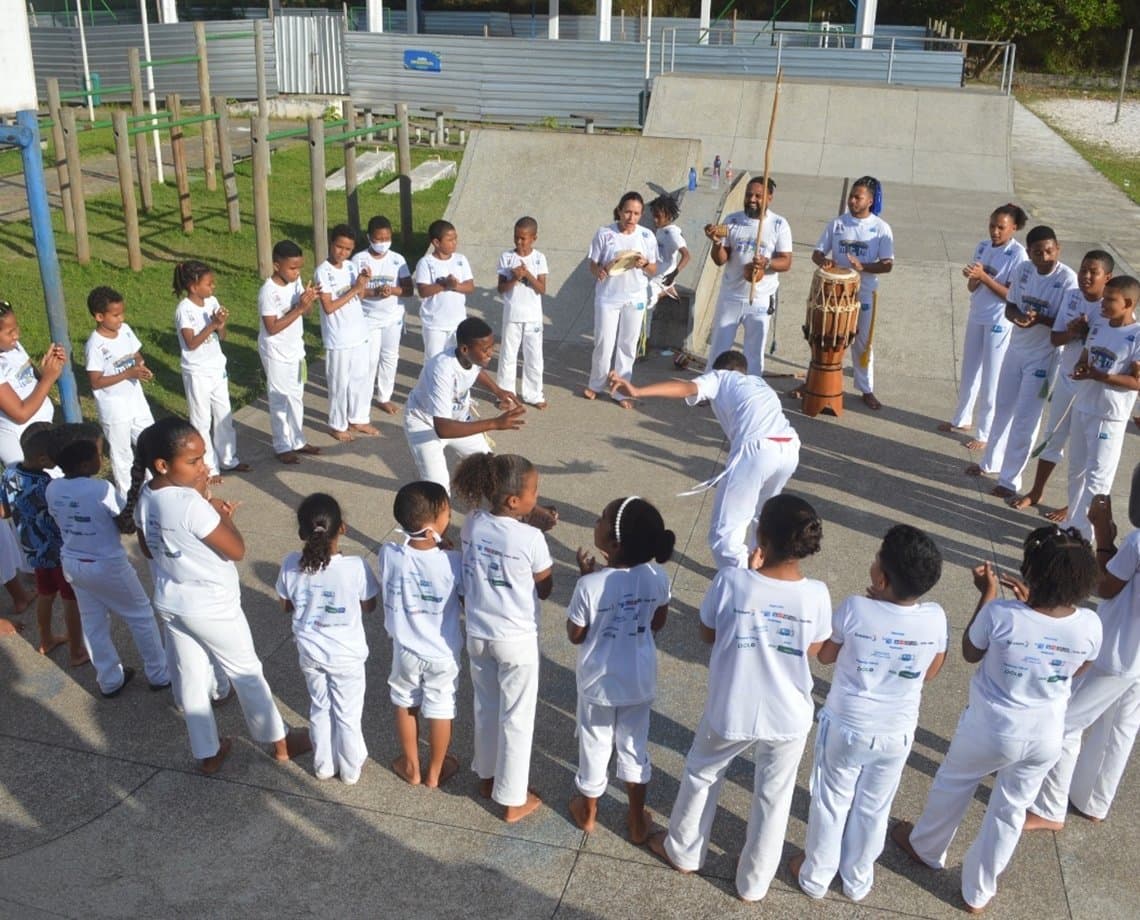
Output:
[1, 175, 1138, 914]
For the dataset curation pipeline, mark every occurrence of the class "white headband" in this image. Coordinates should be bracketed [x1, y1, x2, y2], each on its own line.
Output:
[614, 496, 640, 544]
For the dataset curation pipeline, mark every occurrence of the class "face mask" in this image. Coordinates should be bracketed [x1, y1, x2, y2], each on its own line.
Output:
[370, 241, 391, 255]
[402, 526, 441, 545]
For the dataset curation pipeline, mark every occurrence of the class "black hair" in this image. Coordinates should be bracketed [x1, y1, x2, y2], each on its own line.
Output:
[613, 191, 644, 222]
[297, 492, 342, 574]
[605, 496, 675, 566]
[272, 239, 303, 262]
[1105, 275, 1140, 301]
[1083, 250, 1115, 274]
[457, 316, 493, 346]
[514, 216, 538, 234]
[118, 417, 199, 534]
[0, 300, 13, 320]
[49, 422, 103, 464]
[56, 438, 101, 477]
[393, 481, 450, 532]
[757, 494, 822, 562]
[878, 524, 942, 599]
[712, 349, 748, 372]
[992, 203, 1028, 230]
[648, 194, 680, 222]
[852, 176, 883, 215]
[1020, 525, 1098, 609]
[452, 453, 535, 512]
[87, 286, 123, 317]
[328, 223, 356, 246]
[18, 422, 55, 462]
[745, 176, 777, 194]
[367, 215, 393, 235]
[172, 260, 213, 298]
[428, 219, 455, 243]
[1025, 225, 1058, 247]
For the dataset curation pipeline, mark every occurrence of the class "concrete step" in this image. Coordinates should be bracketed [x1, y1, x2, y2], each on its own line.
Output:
[377, 158, 456, 194]
[324, 150, 396, 191]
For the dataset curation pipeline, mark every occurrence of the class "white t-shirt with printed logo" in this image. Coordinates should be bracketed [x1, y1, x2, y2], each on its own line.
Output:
[1052, 290, 1101, 377]
[568, 562, 671, 707]
[277, 551, 378, 668]
[175, 297, 227, 375]
[699, 568, 832, 740]
[413, 253, 473, 331]
[461, 509, 552, 641]
[967, 237, 1028, 326]
[588, 223, 660, 308]
[314, 259, 368, 350]
[46, 475, 125, 562]
[822, 595, 948, 735]
[404, 350, 481, 433]
[1074, 319, 1140, 420]
[0, 343, 53, 446]
[379, 541, 463, 662]
[653, 224, 687, 282]
[257, 276, 306, 364]
[85, 323, 150, 422]
[498, 249, 548, 325]
[814, 213, 894, 296]
[353, 249, 410, 328]
[716, 210, 792, 311]
[1099, 529, 1140, 678]
[1005, 261, 1079, 361]
[687, 369, 796, 446]
[966, 599, 1101, 740]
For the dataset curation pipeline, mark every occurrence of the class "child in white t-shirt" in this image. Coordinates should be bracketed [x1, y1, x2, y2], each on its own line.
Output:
[892, 525, 1103, 913]
[258, 239, 320, 464]
[84, 286, 155, 498]
[380, 480, 463, 788]
[173, 260, 250, 482]
[496, 217, 549, 408]
[316, 224, 378, 442]
[414, 219, 475, 360]
[643, 195, 690, 357]
[276, 492, 378, 785]
[353, 215, 413, 415]
[650, 494, 832, 902]
[792, 525, 947, 902]
[567, 496, 673, 843]
[454, 452, 553, 823]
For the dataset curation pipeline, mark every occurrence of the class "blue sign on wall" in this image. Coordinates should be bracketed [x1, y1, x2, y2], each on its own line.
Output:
[403, 50, 442, 73]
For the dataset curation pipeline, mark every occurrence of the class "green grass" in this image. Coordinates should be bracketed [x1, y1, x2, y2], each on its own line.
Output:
[0, 135, 460, 422]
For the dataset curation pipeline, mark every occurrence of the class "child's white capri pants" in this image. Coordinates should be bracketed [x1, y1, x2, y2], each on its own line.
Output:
[388, 641, 460, 720]
[575, 698, 652, 797]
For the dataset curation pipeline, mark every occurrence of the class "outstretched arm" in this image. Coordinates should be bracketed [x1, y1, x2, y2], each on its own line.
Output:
[607, 375, 699, 401]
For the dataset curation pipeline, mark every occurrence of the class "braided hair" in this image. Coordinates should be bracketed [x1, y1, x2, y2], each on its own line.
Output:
[1020, 525, 1098, 609]
[852, 175, 883, 216]
[117, 417, 198, 534]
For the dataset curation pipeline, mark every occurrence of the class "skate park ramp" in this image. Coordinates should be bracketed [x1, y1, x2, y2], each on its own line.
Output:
[442, 129, 701, 346]
[642, 73, 1014, 193]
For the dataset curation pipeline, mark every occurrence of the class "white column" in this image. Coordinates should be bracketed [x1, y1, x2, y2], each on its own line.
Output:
[854, 0, 878, 50]
[367, 0, 384, 32]
[158, 1, 179, 24]
[548, 0, 559, 40]
[698, 0, 711, 45]
[407, 0, 418, 35]
[597, 0, 612, 42]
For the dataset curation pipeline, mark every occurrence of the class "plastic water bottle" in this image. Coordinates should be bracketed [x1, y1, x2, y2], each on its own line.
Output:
[725, 160, 734, 185]
[712, 155, 722, 190]
[688, 167, 697, 191]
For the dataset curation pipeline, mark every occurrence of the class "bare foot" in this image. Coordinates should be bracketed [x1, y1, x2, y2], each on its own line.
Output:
[69, 650, 91, 668]
[425, 753, 458, 788]
[861, 392, 882, 411]
[617, 398, 634, 410]
[1045, 506, 1069, 523]
[964, 439, 987, 451]
[990, 485, 1014, 499]
[378, 401, 399, 415]
[938, 421, 968, 432]
[503, 789, 542, 823]
[890, 821, 926, 865]
[787, 850, 805, 887]
[272, 727, 313, 762]
[478, 777, 494, 799]
[199, 737, 232, 775]
[222, 463, 252, 474]
[349, 423, 379, 436]
[391, 753, 422, 786]
[568, 794, 597, 833]
[296, 444, 321, 455]
[647, 830, 692, 873]
[0, 618, 21, 636]
[527, 400, 548, 410]
[38, 634, 68, 656]
[1022, 811, 1065, 832]
[581, 388, 597, 401]
[330, 429, 355, 442]
[1008, 493, 1040, 510]
[963, 897, 987, 914]
[276, 451, 300, 465]
[965, 463, 986, 477]
[627, 811, 653, 845]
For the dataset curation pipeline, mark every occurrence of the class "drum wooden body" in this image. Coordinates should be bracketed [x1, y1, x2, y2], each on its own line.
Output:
[801, 266, 861, 417]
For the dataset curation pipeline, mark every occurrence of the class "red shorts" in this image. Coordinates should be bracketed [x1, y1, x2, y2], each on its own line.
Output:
[34, 566, 76, 601]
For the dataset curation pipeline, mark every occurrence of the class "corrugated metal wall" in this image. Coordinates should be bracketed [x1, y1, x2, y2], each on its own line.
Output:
[274, 15, 347, 95]
[28, 21, 278, 101]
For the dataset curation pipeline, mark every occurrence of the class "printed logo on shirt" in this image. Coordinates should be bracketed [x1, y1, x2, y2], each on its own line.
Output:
[838, 239, 870, 258]
[15, 360, 35, 386]
[1089, 345, 1118, 372]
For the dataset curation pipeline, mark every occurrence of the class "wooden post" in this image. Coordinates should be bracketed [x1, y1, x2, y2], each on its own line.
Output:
[167, 94, 193, 233]
[213, 96, 240, 232]
[46, 78, 74, 233]
[252, 115, 272, 277]
[254, 21, 270, 176]
[363, 108, 374, 142]
[127, 47, 153, 212]
[309, 117, 328, 265]
[343, 100, 359, 233]
[60, 108, 90, 264]
[194, 22, 217, 191]
[112, 112, 143, 271]
[396, 102, 413, 252]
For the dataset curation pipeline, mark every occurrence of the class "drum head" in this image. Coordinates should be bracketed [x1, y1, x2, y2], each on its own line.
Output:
[608, 250, 642, 275]
[815, 265, 860, 284]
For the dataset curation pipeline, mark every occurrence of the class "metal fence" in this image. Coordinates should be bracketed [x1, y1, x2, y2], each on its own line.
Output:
[274, 15, 346, 95]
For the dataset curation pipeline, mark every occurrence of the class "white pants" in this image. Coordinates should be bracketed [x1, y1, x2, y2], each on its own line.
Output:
[709, 438, 800, 569]
[497, 321, 545, 404]
[405, 421, 490, 493]
[979, 349, 1051, 491]
[708, 297, 772, 375]
[664, 715, 807, 901]
[422, 325, 457, 362]
[908, 706, 1060, 910]
[588, 299, 643, 394]
[1037, 372, 1076, 465]
[183, 371, 238, 475]
[1069, 679, 1140, 820]
[849, 298, 875, 395]
[575, 698, 652, 798]
[1032, 669, 1140, 822]
[63, 555, 168, 695]
[951, 321, 1011, 443]
[325, 342, 371, 430]
[261, 354, 306, 454]
[366, 315, 403, 404]
[799, 712, 912, 902]
[160, 606, 286, 760]
[468, 633, 539, 808]
[300, 653, 367, 781]
[0, 518, 27, 582]
[1065, 411, 1127, 539]
[100, 409, 154, 499]
[388, 641, 460, 719]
